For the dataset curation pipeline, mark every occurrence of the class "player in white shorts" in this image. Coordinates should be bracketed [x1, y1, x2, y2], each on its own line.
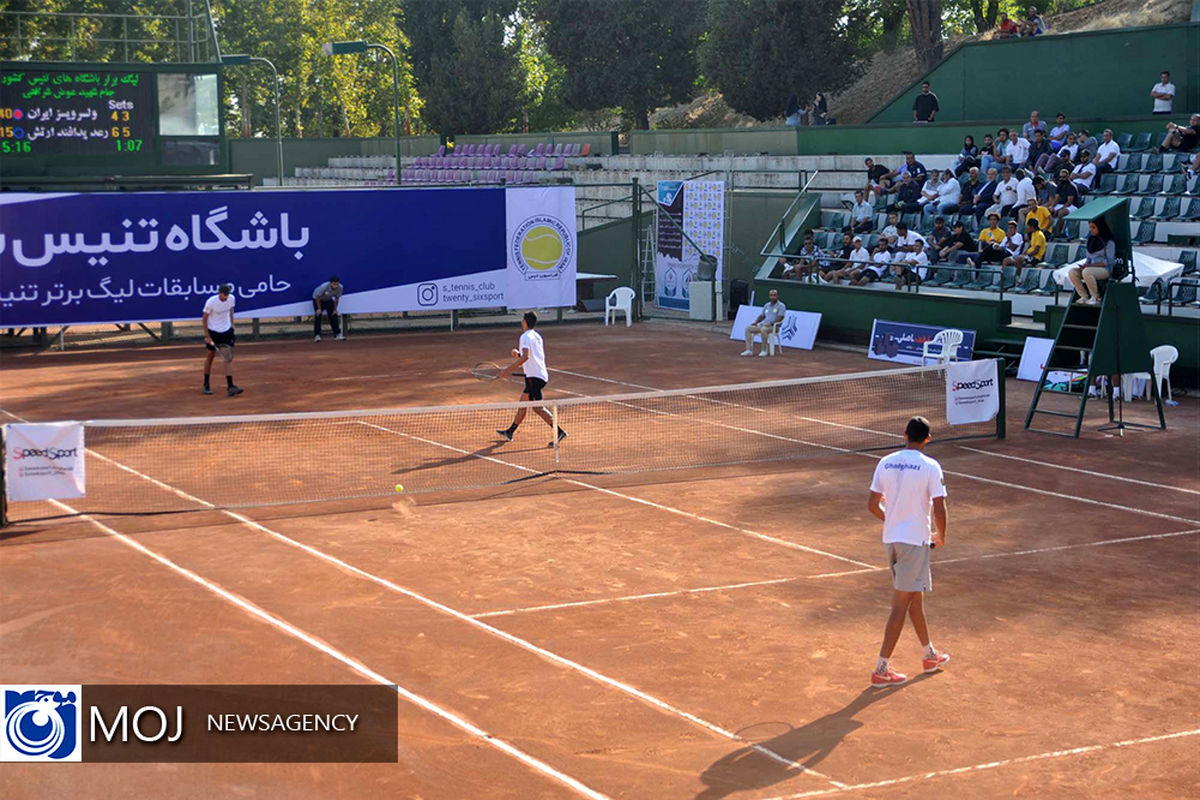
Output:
[867, 416, 951, 687]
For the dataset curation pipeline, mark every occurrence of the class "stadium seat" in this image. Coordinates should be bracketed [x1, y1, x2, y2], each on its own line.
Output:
[1130, 197, 1156, 219]
[1134, 174, 1163, 195]
[552, 156, 566, 170]
[1160, 174, 1187, 195]
[901, 213, 919, 230]
[1139, 279, 1167, 305]
[1010, 267, 1045, 294]
[1115, 132, 1133, 150]
[1040, 243, 1069, 268]
[998, 265, 1018, 291]
[1181, 198, 1200, 221]
[1131, 221, 1157, 245]
[1091, 172, 1119, 195]
[1139, 152, 1162, 173]
[1129, 132, 1154, 152]
[1178, 250, 1197, 274]
[1150, 196, 1181, 220]
[580, 143, 591, 156]
[964, 267, 993, 290]
[1112, 173, 1139, 194]
[1168, 279, 1199, 310]
[1117, 154, 1142, 173]
[924, 267, 953, 287]
[945, 268, 975, 288]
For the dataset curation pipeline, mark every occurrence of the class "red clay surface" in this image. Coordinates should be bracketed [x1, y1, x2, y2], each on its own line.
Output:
[2, 320, 1198, 799]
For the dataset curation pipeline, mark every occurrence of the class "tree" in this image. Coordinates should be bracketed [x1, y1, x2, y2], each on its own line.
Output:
[700, 0, 857, 121]
[906, 0, 944, 73]
[534, 0, 704, 130]
[966, 0, 1000, 32]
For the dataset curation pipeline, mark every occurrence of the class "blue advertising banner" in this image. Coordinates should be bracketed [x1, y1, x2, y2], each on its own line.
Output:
[0, 187, 574, 326]
[868, 319, 976, 365]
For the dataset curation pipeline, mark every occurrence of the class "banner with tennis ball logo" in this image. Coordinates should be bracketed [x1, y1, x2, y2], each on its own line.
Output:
[504, 187, 577, 310]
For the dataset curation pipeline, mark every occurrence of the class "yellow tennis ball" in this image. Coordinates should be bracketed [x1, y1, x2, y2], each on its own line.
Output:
[394, 484, 405, 493]
[521, 226, 563, 270]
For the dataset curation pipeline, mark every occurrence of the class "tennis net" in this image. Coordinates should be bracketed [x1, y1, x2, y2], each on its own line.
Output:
[2, 361, 1004, 521]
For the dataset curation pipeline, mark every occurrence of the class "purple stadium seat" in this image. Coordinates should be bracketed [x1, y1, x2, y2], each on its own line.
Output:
[531, 142, 544, 156]
[552, 156, 565, 170]
[436, 145, 445, 157]
[507, 144, 518, 156]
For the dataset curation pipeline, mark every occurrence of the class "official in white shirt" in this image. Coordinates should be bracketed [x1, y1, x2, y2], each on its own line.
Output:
[1150, 71, 1175, 114]
[867, 416, 950, 687]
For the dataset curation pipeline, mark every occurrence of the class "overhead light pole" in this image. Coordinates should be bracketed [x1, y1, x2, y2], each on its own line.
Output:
[221, 53, 284, 186]
[321, 40, 403, 185]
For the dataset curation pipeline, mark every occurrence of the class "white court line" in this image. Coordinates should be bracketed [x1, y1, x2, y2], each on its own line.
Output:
[761, 727, 1200, 799]
[2, 408, 842, 789]
[41, 497, 611, 800]
[472, 529, 1200, 618]
[358, 420, 874, 570]
[956, 445, 1200, 496]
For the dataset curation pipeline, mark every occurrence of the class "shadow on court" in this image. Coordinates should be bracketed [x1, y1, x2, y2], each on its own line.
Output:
[694, 672, 937, 800]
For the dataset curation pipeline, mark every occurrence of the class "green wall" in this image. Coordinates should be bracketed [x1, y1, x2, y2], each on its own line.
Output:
[871, 23, 1200, 124]
[228, 136, 439, 184]
[727, 191, 800, 286]
[630, 127, 800, 156]
[765, 279, 1014, 344]
[1045, 305, 1200, 387]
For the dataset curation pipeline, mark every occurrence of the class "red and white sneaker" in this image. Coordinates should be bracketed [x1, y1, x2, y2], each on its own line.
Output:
[870, 667, 908, 687]
[922, 651, 950, 673]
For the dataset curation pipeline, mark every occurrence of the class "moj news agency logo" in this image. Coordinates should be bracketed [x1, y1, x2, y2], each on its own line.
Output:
[2, 686, 82, 762]
[511, 214, 572, 280]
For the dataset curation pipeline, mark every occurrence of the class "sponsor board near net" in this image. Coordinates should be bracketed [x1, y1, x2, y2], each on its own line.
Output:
[868, 319, 975, 366]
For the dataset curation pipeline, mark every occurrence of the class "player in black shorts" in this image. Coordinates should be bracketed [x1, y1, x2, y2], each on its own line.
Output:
[495, 312, 566, 447]
[202, 284, 243, 396]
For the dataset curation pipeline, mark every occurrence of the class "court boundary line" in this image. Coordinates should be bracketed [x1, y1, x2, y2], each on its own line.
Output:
[40, 498, 612, 800]
[470, 529, 1199, 618]
[0, 408, 844, 789]
[955, 445, 1200, 496]
[760, 727, 1200, 799]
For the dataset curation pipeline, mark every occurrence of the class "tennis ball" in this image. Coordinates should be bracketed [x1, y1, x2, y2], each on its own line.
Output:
[520, 226, 564, 270]
[394, 484, 405, 494]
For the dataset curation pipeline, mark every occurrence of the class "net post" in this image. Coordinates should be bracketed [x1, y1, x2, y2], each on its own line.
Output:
[0, 425, 8, 528]
[551, 404, 560, 465]
[996, 357, 1007, 440]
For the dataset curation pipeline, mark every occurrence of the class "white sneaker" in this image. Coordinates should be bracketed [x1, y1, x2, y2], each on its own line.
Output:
[740, 349, 753, 356]
[314, 335, 321, 342]
[335, 334, 345, 340]
[758, 351, 769, 357]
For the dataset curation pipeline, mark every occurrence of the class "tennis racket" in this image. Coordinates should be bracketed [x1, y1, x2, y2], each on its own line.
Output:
[217, 343, 234, 363]
[472, 361, 524, 382]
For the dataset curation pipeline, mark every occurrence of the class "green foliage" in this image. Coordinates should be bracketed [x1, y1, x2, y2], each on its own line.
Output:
[534, 0, 704, 130]
[700, 0, 857, 121]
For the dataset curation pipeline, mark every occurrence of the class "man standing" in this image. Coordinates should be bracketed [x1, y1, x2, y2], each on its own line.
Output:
[312, 275, 344, 342]
[1150, 71, 1175, 115]
[868, 416, 950, 687]
[741, 288, 787, 357]
[912, 82, 939, 123]
[496, 311, 566, 446]
[202, 284, 243, 397]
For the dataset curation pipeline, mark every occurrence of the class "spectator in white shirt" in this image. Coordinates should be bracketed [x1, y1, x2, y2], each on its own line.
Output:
[1002, 221, 1024, 258]
[1094, 129, 1120, 174]
[992, 166, 1019, 217]
[1150, 71, 1175, 114]
[825, 236, 871, 283]
[1048, 112, 1071, 150]
[1006, 128, 1031, 169]
[850, 190, 874, 234]
[880, 211, 900, 241]
[1071, 150, 1097, 193]
[892, 240, 930, 289]
[852, 242, 892, 286]
[1014, 169, 1036, 209]
[924, 169, 961, 216]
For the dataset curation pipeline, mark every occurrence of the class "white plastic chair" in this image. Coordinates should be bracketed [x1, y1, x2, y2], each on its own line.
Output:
[1124, 344, 1179, 404]
[766, 321, 784, 356]
[921, 328, 964, 367]
[604, 286, 635, 327]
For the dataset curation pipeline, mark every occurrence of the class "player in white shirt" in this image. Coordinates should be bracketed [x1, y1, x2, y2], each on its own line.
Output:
[201, 284, 243, 397]
[867, 416, 950, 686]
[496, 312, 567, 447]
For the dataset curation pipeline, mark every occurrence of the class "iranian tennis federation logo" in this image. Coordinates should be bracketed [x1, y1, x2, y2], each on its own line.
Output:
[512, 215, 573, 280]
[1, 686, 82, 762]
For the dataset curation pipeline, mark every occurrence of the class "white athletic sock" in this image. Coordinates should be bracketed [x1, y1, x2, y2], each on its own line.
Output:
[876, 657, 889, 674]
[924, 642, 937, 658]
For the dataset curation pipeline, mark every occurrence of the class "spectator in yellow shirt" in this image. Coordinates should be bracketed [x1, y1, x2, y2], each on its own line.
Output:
[1020, 197, 1052, 233]
[970, 213, 1009, 266]
[1004, 218, 1047, 277]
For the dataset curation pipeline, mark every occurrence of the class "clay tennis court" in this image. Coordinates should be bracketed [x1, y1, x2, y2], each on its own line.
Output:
[2, 320, 1197, 799]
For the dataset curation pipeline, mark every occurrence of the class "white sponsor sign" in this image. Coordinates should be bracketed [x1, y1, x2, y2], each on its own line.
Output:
[945, 360, 1000, 425]
[4, 422, 85, 501]
[504, 187, 577, 309]
[1016, 336, 1055, 382]
[730, 305, 821, 350]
